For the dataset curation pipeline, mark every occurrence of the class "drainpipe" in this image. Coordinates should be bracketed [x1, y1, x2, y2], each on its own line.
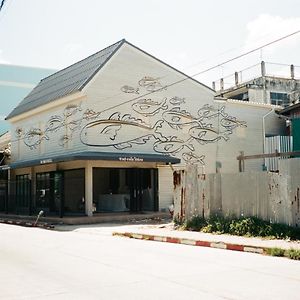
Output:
[262, 108, 274, 170]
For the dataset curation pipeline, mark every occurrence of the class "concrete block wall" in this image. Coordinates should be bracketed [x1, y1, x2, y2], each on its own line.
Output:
[174, 163, 299, 227]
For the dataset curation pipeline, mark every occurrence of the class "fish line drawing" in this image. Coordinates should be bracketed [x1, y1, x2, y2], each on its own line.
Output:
[24, 128, 49, 150]
[169, 96, 185, 106]
[162, 107, 203, 130]
[132, 97, 168, 116]
[83, 109, 101, 120]
[45, 115, 64, 133]
[182, 152, 205, 165]
[138, 76, 165, 92]
[80, 112, 165, 150]
[188, 124, 229, 144]
[121, 85, 139, 94]
[63, 102, 82, 118]
[220, 116, 247, 132]
[153, 137, 194, 155]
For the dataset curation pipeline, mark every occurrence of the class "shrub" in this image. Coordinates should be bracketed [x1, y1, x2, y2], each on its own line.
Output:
[181, 215, 300, 240]
[266, 247, 285, 257]
[286, 249, 300, 260]
[184, 215, 206, 231]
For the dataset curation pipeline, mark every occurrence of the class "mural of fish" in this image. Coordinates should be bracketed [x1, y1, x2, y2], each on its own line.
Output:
[169, 96, 185, 105]
[83, 109, 101, 120]
[198, 104, 228, 120]
[64, 103, 82, 118]
[162, 107, 202, 130]
[24, 128, 49, 149]
[45, 115, 64, 133]
[80, 112, 160, 149]
[121, 85, 139, 94]
[189, 125, 228, 144]
[153, 137, 194, 154]
[182, 152, 205, 165]
[220, 117, 247, 131]
[132, 98, 168, 116]
[138, 76, 165, 92]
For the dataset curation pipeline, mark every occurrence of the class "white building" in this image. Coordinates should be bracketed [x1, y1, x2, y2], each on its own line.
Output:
[2, 40, 284, 217]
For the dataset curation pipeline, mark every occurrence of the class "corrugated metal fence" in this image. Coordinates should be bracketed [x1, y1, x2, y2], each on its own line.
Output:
[265, 136, 293, 171]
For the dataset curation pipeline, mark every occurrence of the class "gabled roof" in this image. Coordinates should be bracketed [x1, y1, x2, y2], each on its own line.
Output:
[6, 39, 125, 120]
[7, 38, 214, 120]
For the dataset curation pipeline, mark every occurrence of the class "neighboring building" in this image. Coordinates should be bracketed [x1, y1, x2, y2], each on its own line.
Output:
[213, 61, 300, 108]
[0, 131, 10, 212]
[212, 61, 300, 171]
[1, 39, 284, 217]
[277, 103, 300, 152]
[0, 64, 56, 134]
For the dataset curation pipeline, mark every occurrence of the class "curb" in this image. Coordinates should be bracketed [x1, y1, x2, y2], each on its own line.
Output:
[0, 219, 55, 230]
[112, 232, 265, 254]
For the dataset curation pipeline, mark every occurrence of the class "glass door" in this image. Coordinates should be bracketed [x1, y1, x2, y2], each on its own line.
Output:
[128, 169, 158, 212]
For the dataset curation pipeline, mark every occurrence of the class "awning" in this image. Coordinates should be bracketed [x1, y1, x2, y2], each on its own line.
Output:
[9, 151, 180, 169]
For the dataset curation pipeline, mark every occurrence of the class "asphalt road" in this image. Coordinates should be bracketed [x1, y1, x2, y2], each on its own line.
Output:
[1, 223, 300, 300]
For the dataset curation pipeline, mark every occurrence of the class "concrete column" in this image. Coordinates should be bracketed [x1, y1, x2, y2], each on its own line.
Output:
[220, 78, 224, 91]
[291, 64, 295, 79]
[235, 72, 239, 86]
[212, 81, 216, 90]
[85, 161, 93, 217]
[261, 61, 266, 76]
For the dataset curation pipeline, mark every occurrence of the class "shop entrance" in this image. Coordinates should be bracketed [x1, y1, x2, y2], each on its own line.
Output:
[36, 172, 64, 217]
[93, 168, 158, 213]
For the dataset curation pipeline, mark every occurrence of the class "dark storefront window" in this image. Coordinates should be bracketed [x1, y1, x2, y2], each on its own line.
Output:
[16, 174, 31, 214]
[93, 168, 158, 213]
[63, 169, 85, 215]
[36, 170, 84, 216]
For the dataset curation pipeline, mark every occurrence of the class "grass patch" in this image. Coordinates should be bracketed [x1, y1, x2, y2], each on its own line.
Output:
[286, 249, 300, 260]
[266, 247, 285, 257]
[266, 248, 300, 260]
[179, 215, 300, 240]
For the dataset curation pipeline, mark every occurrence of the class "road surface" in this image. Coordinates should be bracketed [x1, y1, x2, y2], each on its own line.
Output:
[0, 223, 299, 300]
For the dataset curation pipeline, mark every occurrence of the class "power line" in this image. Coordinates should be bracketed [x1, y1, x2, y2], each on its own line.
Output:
[6, 29, 300, 145]
[0, 0, 5, 11]
[98, 29, 300, 114]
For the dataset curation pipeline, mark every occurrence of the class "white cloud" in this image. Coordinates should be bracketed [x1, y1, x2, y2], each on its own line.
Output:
[0, 49, 10, 64]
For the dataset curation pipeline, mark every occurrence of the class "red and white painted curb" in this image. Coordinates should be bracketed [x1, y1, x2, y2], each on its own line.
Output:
[0, 219, 54, 229]
[112, 232, 265, 254]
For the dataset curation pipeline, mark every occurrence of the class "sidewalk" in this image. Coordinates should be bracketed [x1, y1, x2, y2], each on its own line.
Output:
[112, 224, 300, 255]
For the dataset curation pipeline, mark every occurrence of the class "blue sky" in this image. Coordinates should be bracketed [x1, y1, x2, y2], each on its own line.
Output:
[0, 0, 300, 86]
[0, 64, 55, 133]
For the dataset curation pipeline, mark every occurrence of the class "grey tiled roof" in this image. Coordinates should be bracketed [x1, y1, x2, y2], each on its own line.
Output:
[6, 39, 125, 119]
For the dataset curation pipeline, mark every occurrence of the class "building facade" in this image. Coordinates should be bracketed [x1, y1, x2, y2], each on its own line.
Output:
[213, 61, 300, 108]
[1, 40, 285, 217]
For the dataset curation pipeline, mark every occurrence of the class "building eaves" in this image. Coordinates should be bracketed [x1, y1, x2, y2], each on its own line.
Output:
[276, 102, 300, 115]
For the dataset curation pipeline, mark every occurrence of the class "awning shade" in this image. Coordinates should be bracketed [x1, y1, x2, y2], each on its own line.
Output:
[9, 151, 180, 169]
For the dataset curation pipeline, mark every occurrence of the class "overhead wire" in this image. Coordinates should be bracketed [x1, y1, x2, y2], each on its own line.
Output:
[5, 29, 300, 145]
